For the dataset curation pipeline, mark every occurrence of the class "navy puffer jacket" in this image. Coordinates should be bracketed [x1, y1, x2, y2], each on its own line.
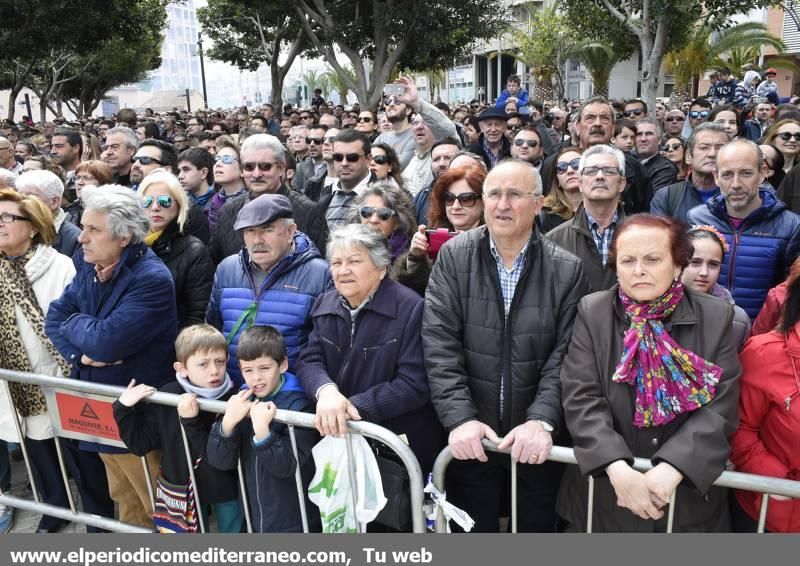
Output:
[687, 189, 800, 319]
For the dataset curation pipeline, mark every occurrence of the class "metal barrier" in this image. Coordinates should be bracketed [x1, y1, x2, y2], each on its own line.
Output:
[431, 440, 800, 533]
[0, 368, 426, 533]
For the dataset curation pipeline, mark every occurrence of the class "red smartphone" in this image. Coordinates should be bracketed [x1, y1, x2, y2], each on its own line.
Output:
[426, 228, 458, 259]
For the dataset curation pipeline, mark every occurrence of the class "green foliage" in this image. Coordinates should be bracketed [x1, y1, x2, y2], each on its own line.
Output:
[323, 67, 357, 101]
[573, 41, 625, 98]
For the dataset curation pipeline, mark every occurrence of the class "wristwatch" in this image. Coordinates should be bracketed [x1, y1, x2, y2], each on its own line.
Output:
[534, 420, 554, 433]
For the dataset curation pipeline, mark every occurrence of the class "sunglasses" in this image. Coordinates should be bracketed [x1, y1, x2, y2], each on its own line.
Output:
[689, 110, 710, 119]
[513, 139, 539, 148]
[778, 132, 800, 142]
[173, 138, 188, 143]
[140, 195, 173, 209]
[371, 155, 389, 165]
[386, 97, 401, 106]
[132, 155, 164, 166]
[661, 143, 683, 152]
[555, 158, 581, 174]
[300, 115, 313, 120]
[305, 137, 323, 145]
[323, 135, 337, 142]
[444, 192, 480, 207]
[623, 108, 644, 117]
[242, 161, 277, 172]
[332, 153, 364, 162]
[215, 155, 239, 165]
[357, 117, 373, 123]
[664, 116, 685, 122]
[359, 206, 395, 221]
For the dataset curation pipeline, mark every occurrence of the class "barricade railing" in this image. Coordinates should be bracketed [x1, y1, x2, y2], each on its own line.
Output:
[431, 440, 800, 533]
[0, 368, 426, 534]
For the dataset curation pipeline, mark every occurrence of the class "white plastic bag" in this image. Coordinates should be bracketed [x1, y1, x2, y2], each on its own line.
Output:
[308, 435, 388, 533]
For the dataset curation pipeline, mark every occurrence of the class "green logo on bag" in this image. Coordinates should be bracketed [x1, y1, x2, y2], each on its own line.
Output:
[320, 506, 355, 533]
[308, 463, 338, 497]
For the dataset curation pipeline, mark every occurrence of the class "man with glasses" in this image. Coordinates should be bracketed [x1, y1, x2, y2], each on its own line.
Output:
[0, 137, 21, 174]
[688, 139, 800, 319]
[510, 126, 544, 171]
[319, 129, 373, 230]
[634, 118, 677, 191]
[651, 122, 729, 222]
[209, 134, 327, 263]
[304, 128, 340, 203]
[622, 98, 647, 122]
[423, 159, 588, 532]
[681, 97, 712, 139]
[374, 75, 456, 171]
[104, 126, 138, 187]
[663, 109, 686, 138]
[546, 144, 626, 293]
[293, 125, 328, 197]
[130, 139, 176, 188]
[506, 114, 524, 141]
[541, 96, 653, 214]
[186, 117, 205, 135]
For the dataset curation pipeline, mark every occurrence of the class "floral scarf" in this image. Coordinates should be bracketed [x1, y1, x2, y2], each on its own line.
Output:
[612, 280, 722, 428]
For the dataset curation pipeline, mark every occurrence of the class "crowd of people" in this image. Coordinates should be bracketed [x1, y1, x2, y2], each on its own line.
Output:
[0, 69, 799, 534]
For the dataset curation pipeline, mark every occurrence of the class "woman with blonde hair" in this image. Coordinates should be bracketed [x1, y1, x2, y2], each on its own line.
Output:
[137, 170, 214, 328]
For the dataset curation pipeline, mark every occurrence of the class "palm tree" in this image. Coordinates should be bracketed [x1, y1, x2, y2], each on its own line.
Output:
[301, 69, 323, 97]
[323, 67, 356, 103]
[573, 40, 624, 99]
[712, 46, 800, 78]
[664, 20, 785, 105]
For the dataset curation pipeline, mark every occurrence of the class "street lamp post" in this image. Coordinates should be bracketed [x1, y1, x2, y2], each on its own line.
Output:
[197, 32, 208, 109]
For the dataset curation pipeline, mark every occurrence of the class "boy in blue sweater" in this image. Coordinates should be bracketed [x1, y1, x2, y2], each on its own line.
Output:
[207, 325, 321, 532]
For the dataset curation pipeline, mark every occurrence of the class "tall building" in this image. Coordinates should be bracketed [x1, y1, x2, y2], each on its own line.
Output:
[139, 0, 202, 93]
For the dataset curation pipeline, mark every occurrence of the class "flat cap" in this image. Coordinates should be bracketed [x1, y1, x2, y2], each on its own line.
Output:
[234, 193, 293, 231]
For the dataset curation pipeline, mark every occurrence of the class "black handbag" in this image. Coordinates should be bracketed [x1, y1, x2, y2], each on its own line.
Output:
[371, 442, 412, 532]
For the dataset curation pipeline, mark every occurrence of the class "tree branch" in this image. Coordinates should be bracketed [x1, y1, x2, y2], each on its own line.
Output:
[599, 0, 640, 37]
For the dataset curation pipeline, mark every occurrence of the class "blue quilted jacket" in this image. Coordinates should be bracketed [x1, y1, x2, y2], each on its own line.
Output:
[206, 232, 332, 386]
[687, 189, 800, 319]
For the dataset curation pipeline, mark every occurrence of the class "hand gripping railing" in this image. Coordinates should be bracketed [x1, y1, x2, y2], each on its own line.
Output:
[431, 440, 800, 533]
[0, 368, 426, 533]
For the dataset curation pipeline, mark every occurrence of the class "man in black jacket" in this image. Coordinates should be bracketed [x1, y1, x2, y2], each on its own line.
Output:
[423, 159, 588, 532]
[467, 107, 512, 171]
[208, 134, 327, 263]
[634, 118, 677, 192]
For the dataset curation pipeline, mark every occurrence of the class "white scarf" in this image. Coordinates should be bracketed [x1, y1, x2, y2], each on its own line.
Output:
[175, 372, 234, 400]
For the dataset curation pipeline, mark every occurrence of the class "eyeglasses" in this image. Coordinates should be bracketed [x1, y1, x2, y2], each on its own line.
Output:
[0, 212, 31, 224]
[623, 108, 644, 117]
[132, 155, 165, 166]
[664, 116, 685, 122]
[305, 137, 323, 145]
[74, 175, 98, 183]
[332, 153, 364, 162]
[483, 189, 536, 202]
[661, 143, 683, 152]
[556, 158, 581, 174]
[357, 117, 373, 123]
[215, 155, 239, 165]
[778, 132, 800, 142]
[300, 115, 313, 120]
[444, 192, 481, 207]
[323, 135, 337, 142]
[513, 139, 539, 148]
[173, 138, 188, 143]
[140, 195, 173, 209]
[507, 124, 522, 131]
[359, 206, 395, 221]
[581, 166, 621, 177]
[242, 161, 278, 172]
[688, 110, 710, 119]
[371, 155, 389, 165]
[386, 97, 401, 107]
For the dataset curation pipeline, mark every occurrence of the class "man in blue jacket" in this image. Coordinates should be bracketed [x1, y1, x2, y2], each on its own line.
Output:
[45, 184, 178, 528]
[687, 139, 800, 319]
[206, 194, 331, 386]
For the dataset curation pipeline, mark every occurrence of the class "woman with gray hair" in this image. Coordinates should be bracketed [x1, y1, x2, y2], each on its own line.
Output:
[347, 181, 416, 261]
[296, 224, 444, 483]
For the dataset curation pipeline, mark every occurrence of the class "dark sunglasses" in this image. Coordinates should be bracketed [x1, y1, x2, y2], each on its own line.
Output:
[664, 116, 685, 123]
[623, 108, 644, 117]
[661, 143, 683, 152]
[555, 158, 581, 174]
[300, 115, 313, 120]
[444, 192, 480, 207]
[323, 135, 337, 142]
[359, 206, 395, 221]
[689, 110, 710, 119]
[513, 139, 539, 148]
[371, 155, 389, 165]
[215, 155, 239, 165]
[132, 155, 164, 166]
[357, 117, 373, 123]
[332, 153, 364, 162]
[305, 137, 323, 145]
[778, 132, 800, 142]
[173, 138, 188, 143]
[140, 195, 173, 209]
[242, 161, 277, 172]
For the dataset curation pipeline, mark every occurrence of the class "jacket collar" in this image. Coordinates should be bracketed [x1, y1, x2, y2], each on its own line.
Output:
[611, 283, 699, 328]
[569, 203, 625, 235]
[706, 187, 785, 224]
[314, 276, 398, 320]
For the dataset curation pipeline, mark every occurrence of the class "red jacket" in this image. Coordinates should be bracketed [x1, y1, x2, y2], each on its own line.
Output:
[731, 328, 800, 532]
[751, 282, 788, 336]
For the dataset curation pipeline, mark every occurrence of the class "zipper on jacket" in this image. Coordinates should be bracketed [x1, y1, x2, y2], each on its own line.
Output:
[727, 230, 740, 293]
[320, 335, 340, 352]
[254, 451, 263, 532]
[363, 338, 398, 361]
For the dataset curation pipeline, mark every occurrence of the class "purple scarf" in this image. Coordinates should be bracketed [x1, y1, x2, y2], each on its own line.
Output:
[612, 280, 722, 428]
